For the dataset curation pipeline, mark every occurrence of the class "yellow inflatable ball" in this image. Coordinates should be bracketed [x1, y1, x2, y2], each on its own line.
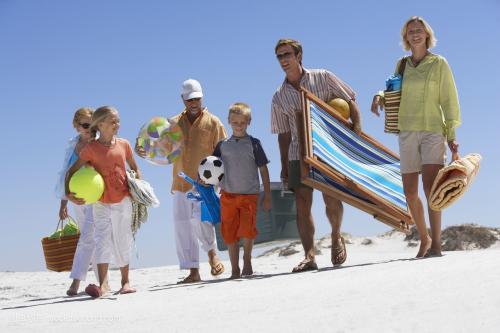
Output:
[69, 167, 105, 204]
[327, 98, 350, 119]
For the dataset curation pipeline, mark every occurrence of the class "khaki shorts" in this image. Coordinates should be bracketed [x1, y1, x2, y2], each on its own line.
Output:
[288, 160, 312, 191]
[398, 131, 447, 174]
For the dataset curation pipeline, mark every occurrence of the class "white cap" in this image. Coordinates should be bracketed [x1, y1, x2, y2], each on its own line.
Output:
[181, 79, 203, 100]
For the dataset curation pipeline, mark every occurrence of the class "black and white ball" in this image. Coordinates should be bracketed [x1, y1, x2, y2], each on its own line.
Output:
[198, 156, 224, 185]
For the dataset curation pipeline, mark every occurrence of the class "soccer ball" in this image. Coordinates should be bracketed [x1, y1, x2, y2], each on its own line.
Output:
[198, 156, 224, 185]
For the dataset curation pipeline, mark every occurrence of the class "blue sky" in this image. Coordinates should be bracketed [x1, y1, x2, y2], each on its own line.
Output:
[1, 0, 499, 271]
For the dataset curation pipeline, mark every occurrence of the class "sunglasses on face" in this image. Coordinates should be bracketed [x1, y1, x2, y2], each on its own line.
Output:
[276, 51, 293, 60]
[79, 123, 90, 129]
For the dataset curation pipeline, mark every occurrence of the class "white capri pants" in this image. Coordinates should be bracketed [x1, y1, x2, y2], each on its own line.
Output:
[69, 203, 96, 281]
[173, 191, 217, 269]
[93, 196, 133, 267]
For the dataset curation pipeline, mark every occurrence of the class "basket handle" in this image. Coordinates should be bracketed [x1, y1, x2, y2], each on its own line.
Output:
[54, 215, 76, 233]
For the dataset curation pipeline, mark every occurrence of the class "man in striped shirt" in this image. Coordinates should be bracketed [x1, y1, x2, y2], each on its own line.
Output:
[271, 39, 362, 272]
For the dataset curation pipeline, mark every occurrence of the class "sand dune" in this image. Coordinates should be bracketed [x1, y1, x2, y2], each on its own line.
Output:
[1, 231, 499, 333]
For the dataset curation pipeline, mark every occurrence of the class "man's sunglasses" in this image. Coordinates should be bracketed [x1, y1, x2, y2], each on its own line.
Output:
[79, 123, 91, 129]
[276, 51, 293, 60]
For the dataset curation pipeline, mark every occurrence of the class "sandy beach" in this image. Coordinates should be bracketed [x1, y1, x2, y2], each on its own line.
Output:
[2, 231, 499, 333]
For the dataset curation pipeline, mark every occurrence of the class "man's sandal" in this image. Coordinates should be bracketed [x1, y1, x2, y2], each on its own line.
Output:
[177, 275, 202, 284]
[331, 236, 347, 267]
[292, 259, 318, 273]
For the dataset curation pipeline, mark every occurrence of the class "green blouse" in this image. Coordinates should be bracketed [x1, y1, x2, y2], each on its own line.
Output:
[383, 54, 461, 140]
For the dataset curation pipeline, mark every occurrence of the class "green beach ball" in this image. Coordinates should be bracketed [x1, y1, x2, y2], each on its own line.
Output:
[69, 167, 105, 204]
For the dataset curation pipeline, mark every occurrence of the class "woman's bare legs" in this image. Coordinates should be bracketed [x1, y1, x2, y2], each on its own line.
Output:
[422, 164, 444, 256]
[402, 172, 432, 257]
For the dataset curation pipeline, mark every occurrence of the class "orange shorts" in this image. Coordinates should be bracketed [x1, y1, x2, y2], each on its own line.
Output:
[220, 192, 258, 244]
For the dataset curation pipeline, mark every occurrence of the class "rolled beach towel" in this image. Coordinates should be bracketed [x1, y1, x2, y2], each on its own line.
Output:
[429, 153, 482, 211]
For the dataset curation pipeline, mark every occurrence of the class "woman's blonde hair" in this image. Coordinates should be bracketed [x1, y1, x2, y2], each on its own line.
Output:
[72, 107, 94, 128]
[90, 106, 118, 139]
[228, 102, 251, 122]
[400, 16, 437, 51]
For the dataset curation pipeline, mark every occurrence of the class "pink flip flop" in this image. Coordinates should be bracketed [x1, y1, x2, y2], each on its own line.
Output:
[85, 284, 102, 298]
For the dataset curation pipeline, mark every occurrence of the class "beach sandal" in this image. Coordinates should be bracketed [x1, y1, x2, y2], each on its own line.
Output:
[292, 259, 318, 273]
[84, 284, 102, 298]
[209, 260, 225, 276]
[331, 236, 347, 267]
[177, 275, 202, 284]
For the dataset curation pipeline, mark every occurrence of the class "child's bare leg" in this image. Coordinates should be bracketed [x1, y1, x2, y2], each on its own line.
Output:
[241, 238, 254, 276]
[119, 264, 136, 294]
[97, 263, 111, 294]
[227, 243, 240, 279]
[66, 279, 80, 296]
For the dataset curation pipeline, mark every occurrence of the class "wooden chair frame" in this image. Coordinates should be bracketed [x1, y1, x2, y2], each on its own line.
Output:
[297, 88, 413, 233]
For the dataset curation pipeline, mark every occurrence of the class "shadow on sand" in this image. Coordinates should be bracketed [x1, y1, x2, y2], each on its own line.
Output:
[2, 256, 419, 310]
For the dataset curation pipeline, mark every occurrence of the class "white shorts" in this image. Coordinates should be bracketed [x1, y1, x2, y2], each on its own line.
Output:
[93, 196, 133, 267]
[398, 131, 447, 174]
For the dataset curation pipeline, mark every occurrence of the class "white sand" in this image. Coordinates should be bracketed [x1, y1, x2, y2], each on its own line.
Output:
[1, 233, 499, 333]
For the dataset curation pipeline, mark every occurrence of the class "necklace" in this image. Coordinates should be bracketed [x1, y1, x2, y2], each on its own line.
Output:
[412, 51, 430, 67]
[98, 137, 115, 147]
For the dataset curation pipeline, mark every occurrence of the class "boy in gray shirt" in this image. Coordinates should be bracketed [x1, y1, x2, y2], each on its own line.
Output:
[213, 102, 271, 278]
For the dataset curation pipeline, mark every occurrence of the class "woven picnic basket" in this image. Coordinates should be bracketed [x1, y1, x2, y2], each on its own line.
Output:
[384, 90, 402, 133]
[383, 57, 408, 134]
[41, 218, 80, 272]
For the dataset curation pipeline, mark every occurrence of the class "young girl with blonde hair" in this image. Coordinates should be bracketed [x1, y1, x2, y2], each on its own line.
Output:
[66, 106, 141, 297]
[55, 107, 98, 296]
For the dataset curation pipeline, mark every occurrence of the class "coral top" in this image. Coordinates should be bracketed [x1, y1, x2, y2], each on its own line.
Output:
[79, 138, 132, 204]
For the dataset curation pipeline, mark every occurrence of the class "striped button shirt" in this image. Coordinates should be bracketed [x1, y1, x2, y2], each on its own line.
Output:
[271, 68, 356, 161]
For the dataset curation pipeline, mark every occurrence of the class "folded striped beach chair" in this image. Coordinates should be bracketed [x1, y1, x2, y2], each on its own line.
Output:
[297, 88, 414, 232]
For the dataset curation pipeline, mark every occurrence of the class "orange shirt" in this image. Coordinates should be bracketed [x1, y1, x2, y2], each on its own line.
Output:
[79, 138, 132, 203]
[171, 108, 227, 193]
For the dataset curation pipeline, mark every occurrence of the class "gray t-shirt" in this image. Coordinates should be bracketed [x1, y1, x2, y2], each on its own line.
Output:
[213, 135, 269, 194]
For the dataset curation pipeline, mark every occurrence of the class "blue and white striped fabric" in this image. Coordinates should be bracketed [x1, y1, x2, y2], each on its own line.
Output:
[310, 102, 408, 211]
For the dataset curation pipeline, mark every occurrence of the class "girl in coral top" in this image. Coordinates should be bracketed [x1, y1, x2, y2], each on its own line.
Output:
[65, 106, 141, 298]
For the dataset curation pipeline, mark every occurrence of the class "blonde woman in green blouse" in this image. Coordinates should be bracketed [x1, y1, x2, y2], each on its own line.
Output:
[371, 16, 461, 258]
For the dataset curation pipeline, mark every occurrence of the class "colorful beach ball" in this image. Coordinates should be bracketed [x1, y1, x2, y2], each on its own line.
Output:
[69, 167, 105, 204]
[327, 98, 350, 120]
[147, 117, 168, 138]
[136, 116, 183, 166]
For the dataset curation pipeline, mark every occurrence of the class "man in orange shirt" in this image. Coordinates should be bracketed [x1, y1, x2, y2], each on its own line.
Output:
[170, 79, 227, 283]
[137, 79, 226, 283]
